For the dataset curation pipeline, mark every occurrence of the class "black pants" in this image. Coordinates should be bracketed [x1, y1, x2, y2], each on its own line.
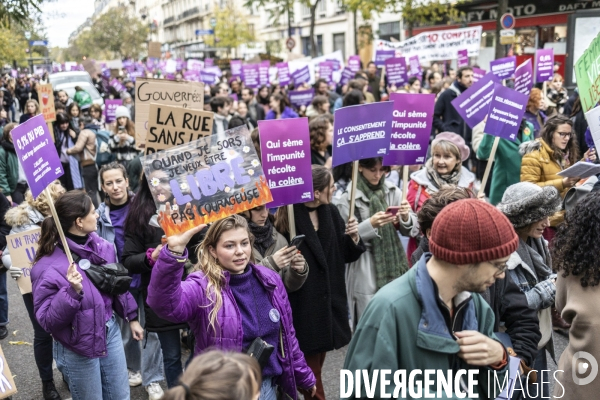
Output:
[23, 293, 54, 382]
[10, 182, 28, 205]
[82, 164, 99, 208]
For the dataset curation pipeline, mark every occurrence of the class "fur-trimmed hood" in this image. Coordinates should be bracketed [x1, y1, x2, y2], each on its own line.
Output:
[4, 204, 44, 232]
[519, 139, 542, 157]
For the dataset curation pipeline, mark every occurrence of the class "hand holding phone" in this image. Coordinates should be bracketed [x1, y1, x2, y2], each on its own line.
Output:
[386, 206, 400, 216]
[289, 234, 306, 249]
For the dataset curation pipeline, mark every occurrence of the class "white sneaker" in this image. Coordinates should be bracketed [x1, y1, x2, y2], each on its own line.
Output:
[146, 382, 164, 400]
[128, 370, 142, 387]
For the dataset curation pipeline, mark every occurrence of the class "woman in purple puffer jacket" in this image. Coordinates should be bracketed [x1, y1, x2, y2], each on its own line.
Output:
[147, 214, 316, 400]
[31, 191, 141, 400]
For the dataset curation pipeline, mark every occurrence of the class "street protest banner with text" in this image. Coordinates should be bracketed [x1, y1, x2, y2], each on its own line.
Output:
[339, 67, 354, 85]
[319, 62, 334, 84]
[472, 67, 486, 83]
[483, 84, 529, 141]
[259, 61, 270, 86]
[332, 102, 393, 167]
[408, 55, 422, 78]
[146, 104, 213, 155]
[230, 60, 242, 77]
[104, 99, 122, 124]
[514, 59, 533, 96]
[277, 62, 290, 86]
[575, 31, 600, 112]
[6, 228, 40, 294]
[187, 59, 204, 71]
[383, 93, 435, 166]
[535, 48, 554, 83]
[348, 55, 361, 72]
[258, 119, 313, 207]
[289, 89, 315, 108]
[140, 126, 272, 236]
[457, 49, 469, 68]
[490, 56, 516, 80]
[12, 115, 64, 198]
[291, 66, 311, 85]
[385, 58, 408, 86]
[0, 345, 17, 398]
[375, 26, 482, 62]
[242, 64, 260, 88]
[375, 50, 395, 68]
[135, 78, 204, 146]
[451, 72, 498, 129]
[36, 84, 56, 123]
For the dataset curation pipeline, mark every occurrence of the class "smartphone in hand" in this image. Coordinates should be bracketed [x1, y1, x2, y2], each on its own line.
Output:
[386, 206, 400, 216]
[289, 234, 306, 248]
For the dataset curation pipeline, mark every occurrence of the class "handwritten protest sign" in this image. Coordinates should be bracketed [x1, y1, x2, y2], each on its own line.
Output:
[36, 84, 56, 123]
[258, 119, 313, 207]
[457, 49, 469, 68]
[575, 31, 600, 112]
[484, 84, 529, 141]
[146, 104, 213, 154]
[0, 345, 17, 398]
[332, 102, 393, 167]
[451, 72, 497, 129]
[277, 62, 290, 86]
[289, 89, 315, 108]
[383, 93, 435, 166]
[6, 228, 40, 294]
[148, 41, 162, 58]
[104, 99, 122, 124]
[12, 115, 64, 198]
[535, 48, 554, 83]
[375, 50, 395, 67]
[514, 59, 533, 96]
[140, 126, 272, 236]
[490, 56, 516, 80]
[242, 64, 260, 88]
[385, 58, 408, 86]
[135, 78, 205, 146]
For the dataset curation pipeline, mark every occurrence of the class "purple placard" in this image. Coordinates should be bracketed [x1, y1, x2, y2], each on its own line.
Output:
[230, 60, 242, 77]
[514, 59, 533, 96]
[129, 71, 143, 81]
[242, 64, 260, 88]
[204, 66, 222, 77]
[483, 84, 529, 141]
[383, 93, 435, 166]
[385, 57, 408, 86]
[259, 61, 270, 86]
[535, 48, 554, 83]
[319, 62, 334, 84]
[408, 55, 422, 78]
[104, 99, 123, 124]
[187, 59, 204, 71]
[457, 49, 469, 68]
[200, 71, 217, 84]
[451, 72, 497, 129]
[10, 69, 18, 78]
[12, 115, 64, 198]
[325, 59, 341, 71]
[176, 59, 185, 71]
[205, 58, 214, 67]
[165, 73, 175, 81]
[184, 70, 200, 82]
[490, 56, 516, 80]
[288, 89, 315, 108]
[348, 55, 361, 72]
[472, 67, 487, 83]
[339, 67, 354, 85]
[277, 62, 290, 86]
[230, 93, 238, 102]
[332, 102, 393, 167]
[146, 58, 159, 70]
[110, 78, 126, 92]
[375, 50, 395, 68]
[258, 118, 314, 207]
[291, 66, 310, 85]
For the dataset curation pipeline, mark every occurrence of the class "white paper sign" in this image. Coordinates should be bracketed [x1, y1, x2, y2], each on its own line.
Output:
[585, 105, 600, 150]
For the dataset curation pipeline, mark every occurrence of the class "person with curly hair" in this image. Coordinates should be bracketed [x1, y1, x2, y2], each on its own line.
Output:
[309, 115, 333, 168]
[552, 195, 600, 398]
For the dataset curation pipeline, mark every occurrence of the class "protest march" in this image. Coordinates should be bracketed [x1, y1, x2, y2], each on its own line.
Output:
[3, 12, 600, 400]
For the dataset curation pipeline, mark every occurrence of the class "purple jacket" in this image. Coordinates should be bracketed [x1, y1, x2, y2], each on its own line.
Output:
[266, 106, 299, 120]
[147, 247, 315, 399]
[31, 232, 137, 358]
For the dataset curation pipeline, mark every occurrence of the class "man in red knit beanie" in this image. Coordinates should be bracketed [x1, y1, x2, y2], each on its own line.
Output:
[343, 199, 520, 399]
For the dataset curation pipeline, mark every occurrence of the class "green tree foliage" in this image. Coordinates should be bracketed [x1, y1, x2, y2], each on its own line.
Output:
[0, 0, 43, 27]
[68, 7, 149, 60]
[205, 1, 255, 57]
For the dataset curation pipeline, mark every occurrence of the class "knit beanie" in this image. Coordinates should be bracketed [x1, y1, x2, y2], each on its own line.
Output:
[429, 199, 519, 265]
[114, 105, 130, 120]
[496, 182, 561, 228]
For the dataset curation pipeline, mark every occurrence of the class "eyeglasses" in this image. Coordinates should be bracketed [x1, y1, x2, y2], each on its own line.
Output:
[556, 131, 572, 139]
[492, 262, 508, 276]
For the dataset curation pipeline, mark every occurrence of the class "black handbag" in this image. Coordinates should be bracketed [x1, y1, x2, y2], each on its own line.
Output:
[245, 337, 274, 370]
[71, 253, 132, 295]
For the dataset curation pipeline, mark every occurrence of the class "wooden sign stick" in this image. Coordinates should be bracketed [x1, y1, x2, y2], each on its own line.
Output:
[287, 204, 296, 239]
[44, 187, 74, 265]
[348, 160, 359, 221]
[478, 136, 500, 198]
[402, 165, 409, 202]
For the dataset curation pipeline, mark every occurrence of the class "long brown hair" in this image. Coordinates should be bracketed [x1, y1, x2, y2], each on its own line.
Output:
[162, 350, 261, 400]
[540, 115, 579, 166]
[33, 191, 92, 264]
[194, 215, 255, 333]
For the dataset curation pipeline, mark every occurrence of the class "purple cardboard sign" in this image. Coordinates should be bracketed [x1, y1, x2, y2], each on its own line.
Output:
[205, 58, 214, 67]
[110, 78, 125, 92]
[348, 55, 361, 72]
[339, 67, 354, 85]
[104, 99, 123, 123]
[319, 62, 334, 84]
[332, 102, 393, 167]
[258, 118, 314, 207]
[12, 115, 64, 198]
[325, 59, 341, 71]
[535, 48, 554, 83]
[375, 50, 395, 68]
[187, 59, 204, 71]
[457, 49, 469, 68]
[383, 93, 435, 166]
[288, 89, 315, 108]
[514, 59, 533, 96]
[176, 59, 185, 71]
[291, 66, 310, 85]
[385, 57, 408, 86]
[259, 61, 270, 86]
[242, 64, 260, 88]
[408, 55, 422, 77]
[483, 84, 529, 141]
[490, 56, 516, 80]
[277, 62, 290, 86]
[230, 60, 242, 77]
[184, 70, 200, 82]
[451, 72, 497, 129]
[472, 68, 487, 83]
[200, 71, 217, 84]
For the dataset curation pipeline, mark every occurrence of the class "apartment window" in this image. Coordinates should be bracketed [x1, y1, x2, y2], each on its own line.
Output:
[302, 4, 310, 19]
[318, 0, 326, 17]
[333, 32, 345, 59]
[301, 34, 323, 56]
[379, 21, 400, 42]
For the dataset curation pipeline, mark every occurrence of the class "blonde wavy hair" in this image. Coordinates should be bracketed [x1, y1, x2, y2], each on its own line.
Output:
[195, 215, 255, 333]
[26, 181, 66, 216]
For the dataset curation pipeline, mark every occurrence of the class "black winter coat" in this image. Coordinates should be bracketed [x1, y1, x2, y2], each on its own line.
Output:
[433, 82, 472, 146]
[287, 203, 365, 355]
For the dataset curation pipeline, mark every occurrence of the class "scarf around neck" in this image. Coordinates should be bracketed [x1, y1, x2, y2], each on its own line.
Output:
[355, 173, 408, 289]
[425, 158, 462, 190]
[249, 218, 275, 257]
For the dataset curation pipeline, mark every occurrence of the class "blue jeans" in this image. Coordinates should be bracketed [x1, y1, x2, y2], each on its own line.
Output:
[118, 289, 164, 386]
[156, 329, 187, 388]
[54, 314, 129, 400]
[0, 270, 8, 326]
[259, 377, 277, 400]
